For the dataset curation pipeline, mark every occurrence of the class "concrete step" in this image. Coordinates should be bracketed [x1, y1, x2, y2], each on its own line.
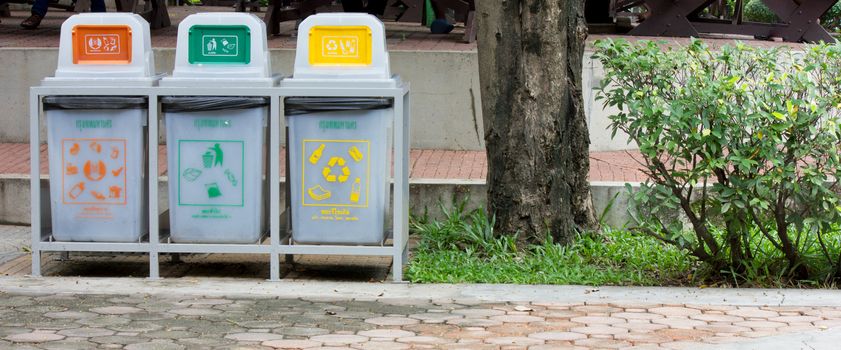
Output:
[0, 143, 644, 227]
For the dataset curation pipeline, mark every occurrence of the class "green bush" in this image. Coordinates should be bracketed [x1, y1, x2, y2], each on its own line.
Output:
[743, 0, 776, 23]
[594, 39, 841, 282]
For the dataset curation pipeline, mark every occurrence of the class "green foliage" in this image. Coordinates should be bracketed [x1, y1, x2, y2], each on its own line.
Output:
[743, 0, 777, 23]
[594, 38, 841, 282]
[407, 204, 693, 285]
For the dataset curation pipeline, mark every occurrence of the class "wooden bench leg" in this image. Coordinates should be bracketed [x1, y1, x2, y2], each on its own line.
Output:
[150, 0, 171, 29]
[463, 10, 476, 43]
[629, 0, 712, 37]
[762, 0, 835, 43]
[75, 0, 91, 12]
[264, 0, 281, 35]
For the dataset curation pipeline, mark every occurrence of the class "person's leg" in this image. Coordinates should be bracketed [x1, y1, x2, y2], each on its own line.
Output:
[429, 0, 453, 34]
[21, 0, 48, 28]
[30, 0, 48, 17]
[342, 0, 364, 12]
[91, 0, 106, 13]
[431, 0, 445, 19]
[365, 0, 387, 16]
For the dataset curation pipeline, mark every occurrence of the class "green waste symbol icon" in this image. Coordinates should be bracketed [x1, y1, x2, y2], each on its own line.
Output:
[205, 183, 222, 198]
[202, 143, 224, 169]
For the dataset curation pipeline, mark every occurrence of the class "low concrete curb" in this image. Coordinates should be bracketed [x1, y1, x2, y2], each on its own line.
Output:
[0, 175, 638, 228]
[2, 276, 841, 307]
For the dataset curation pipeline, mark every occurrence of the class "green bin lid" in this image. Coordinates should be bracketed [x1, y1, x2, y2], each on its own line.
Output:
[188, 25, 251, 65]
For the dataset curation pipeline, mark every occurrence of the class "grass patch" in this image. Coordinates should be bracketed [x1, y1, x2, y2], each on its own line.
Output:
[406, 204, 694, 286]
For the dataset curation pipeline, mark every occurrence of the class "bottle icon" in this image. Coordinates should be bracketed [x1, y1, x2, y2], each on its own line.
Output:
[69, 182, 85, 200]
[350, 177, 361, 203]
[309, 144, 326, 165]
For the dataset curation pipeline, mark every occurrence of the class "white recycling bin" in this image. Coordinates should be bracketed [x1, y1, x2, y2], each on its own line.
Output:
[42, 13, 158, 242]
[160, 13, 277, 243]
[163, 97, 267, 243]
[283, 14, 399, 245]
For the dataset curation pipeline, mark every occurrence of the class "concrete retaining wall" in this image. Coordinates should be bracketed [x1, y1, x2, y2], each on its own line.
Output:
[1, 48, 634, 151]
[0, 175, 636, 229]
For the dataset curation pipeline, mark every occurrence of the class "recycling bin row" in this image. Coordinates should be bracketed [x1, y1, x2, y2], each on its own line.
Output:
[39, 12, 399, 247]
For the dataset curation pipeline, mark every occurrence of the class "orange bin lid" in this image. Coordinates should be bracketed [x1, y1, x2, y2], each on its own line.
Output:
[72, 25, 133, 64]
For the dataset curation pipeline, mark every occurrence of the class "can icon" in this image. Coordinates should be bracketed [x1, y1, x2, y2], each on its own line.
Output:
[202, 151, 214, 169]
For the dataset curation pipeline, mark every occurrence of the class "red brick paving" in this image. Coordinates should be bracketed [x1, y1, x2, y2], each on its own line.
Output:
[0, 142, 648, 182]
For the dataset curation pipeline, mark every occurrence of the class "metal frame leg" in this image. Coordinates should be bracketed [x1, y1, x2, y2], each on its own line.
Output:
[148, 94, 160, 280]
[30, 89, 42, 277]
[269, 96, 281, 281]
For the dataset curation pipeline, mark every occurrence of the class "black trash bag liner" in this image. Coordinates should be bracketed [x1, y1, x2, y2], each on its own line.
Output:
[43, 96, 148, 110]
[284, 97, 393, 116]
[161, 96, 270, 113]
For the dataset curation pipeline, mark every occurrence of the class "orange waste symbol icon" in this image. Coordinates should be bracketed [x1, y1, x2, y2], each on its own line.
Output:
[69, 143, 80, 156]
[65, 163, 78, 175]
[83, 160, 107, 182]
[111, 167, 124, 177]
[89, 142, 102, 154]
[68, 182, 85, 199]
[90, 191, 106, 201]
[110, 147, 120, 159]
[109, 186, 122, 199]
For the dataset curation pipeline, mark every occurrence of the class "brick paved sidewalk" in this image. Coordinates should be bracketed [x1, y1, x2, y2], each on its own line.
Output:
[0, 287, 840, 349]
[0, 143, 648, 182]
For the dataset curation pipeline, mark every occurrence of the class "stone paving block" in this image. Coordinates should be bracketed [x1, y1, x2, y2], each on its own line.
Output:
[351, 340, 411, 350]
[572, 337, 632, 349]
[569, 316, 625, 325]
[125, 342, 185, 350]
[446, 318, 504, 327]
[484, 336, 543, 346]
[527, 332, 586, 341]
[395, 335, 449, 344]
[363, 317, 419, 326]
[612, 312, 664, 320]
[488, 315, 544, 323]
[310, 334, 369, 345]
[169, 308, 223, 316]
[262, 339, 323, 348]
[769, 315, 821, 323]
[56, 328, 115, 338]
[90, 306, 143, 315]
[570, 305, 622, 314]
[649, 307, 702, 317]
[568, 325, 628, 335]
[224, 333, 285, 342]
[39, 339, 100, 350]
[726, 308, 779, 319]
[651, 317, 707, 329]
[357, 329, 415, 338]
[732, 320, 787, 329]
[4, 331, 65, 343]
[452, 309, 507, 317]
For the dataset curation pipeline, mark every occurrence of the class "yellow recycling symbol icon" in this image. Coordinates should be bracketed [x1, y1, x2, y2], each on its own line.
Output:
[305, 143, 365, 204]
[322, 156, 350, 183]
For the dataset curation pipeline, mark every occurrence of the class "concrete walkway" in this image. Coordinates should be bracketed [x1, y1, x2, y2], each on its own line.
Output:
[1, 276, 841, 349]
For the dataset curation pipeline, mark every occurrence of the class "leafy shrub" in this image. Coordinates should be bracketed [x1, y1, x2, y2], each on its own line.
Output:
[594, 39, 841, 282]
[743, 0, 777, 23]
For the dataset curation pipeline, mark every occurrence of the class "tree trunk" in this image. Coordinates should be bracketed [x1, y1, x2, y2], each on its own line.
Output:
[475, 0, 597, 244]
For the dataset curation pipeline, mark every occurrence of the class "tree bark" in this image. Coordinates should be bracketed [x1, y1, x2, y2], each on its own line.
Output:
[476, 0, 597, 244]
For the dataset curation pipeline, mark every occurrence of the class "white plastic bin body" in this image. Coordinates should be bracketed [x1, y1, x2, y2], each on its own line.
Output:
[164, 100, 266, 243]
[46, 98, 148, 242]
[288, 108, 390, 245]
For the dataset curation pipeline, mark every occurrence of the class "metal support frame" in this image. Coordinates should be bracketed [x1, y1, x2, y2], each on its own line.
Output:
[30, 84, 410, 282]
